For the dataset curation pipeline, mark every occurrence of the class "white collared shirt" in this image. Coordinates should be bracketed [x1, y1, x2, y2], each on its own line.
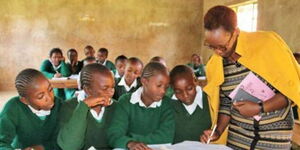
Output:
[77, 91, 113, 121]
[118, 76, 137, 92]
[114, 70, 121, 78]
[130, 87, 162, 108]
[173, 86, 203, 115]
[49, 59, 61, 71]
[102, 60, 107, 66]
[28, 105, 51, 117]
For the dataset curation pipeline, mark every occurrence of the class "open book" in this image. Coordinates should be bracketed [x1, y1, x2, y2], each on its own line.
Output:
[229, 72, 275, 120]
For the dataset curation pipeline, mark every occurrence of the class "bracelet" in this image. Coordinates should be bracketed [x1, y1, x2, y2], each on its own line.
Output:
[258, 102, 264, 113]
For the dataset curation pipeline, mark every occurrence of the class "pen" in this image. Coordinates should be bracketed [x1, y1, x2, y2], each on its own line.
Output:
[207, 124, 217, 144]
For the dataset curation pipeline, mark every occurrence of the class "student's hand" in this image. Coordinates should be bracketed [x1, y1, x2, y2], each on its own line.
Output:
[233, 101, 260, 117]
[23, 145, 44, 150]
[127, 141, 152, 150]
[200, 129, 220, 143]
[54, 73, 62, 78]
[83, 96, 107, 108]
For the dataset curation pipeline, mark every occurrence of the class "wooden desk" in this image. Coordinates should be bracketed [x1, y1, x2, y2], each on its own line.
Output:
[49, 78, 78, 89]
[292, 120, 300, 145]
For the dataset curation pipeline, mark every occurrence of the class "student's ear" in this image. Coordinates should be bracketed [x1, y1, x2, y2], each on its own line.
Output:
[83, 86, 92, 97]
[141, 77, 148, 86]
[20, 97, 29, 105]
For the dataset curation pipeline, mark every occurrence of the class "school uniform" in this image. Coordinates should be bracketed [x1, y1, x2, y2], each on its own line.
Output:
[57, 95, 116, 150]
[0, 96, 62, 149]
[107, 87, 175, 148]
[170, 86, 211, 144]
[187, 63, 206, 77]
[40, 59, 71, 100]
[112, 69, 122, 80]
[113, 77, 141, 100]
[66, 61, 83, 75]
[65, 61, 83, 100]
[98, 60, 116, 71]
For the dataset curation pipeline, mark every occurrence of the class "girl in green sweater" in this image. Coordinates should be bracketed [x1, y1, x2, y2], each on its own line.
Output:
[108, 62, 175, 150]
[58, 63, 116, 150]
[40, 48, 71, 100]
[0, 69, 61, 150]
[169, 65, 211, 144]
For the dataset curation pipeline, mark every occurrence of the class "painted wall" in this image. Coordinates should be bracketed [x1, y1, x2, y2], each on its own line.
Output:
[0, 0, 204, 90]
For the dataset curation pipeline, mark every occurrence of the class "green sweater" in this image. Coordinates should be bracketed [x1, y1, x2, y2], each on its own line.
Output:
[0, 96, 62, 150]
[102, 60, 116, 71]
[113, 78, 142, 100]
[40, 59, 72, 100]
[40, 59, 71, 79]
[107, 93, 175, 148]
[187, 63, 206, 77]
[170, 93, 211, 144]
[58, 98, 117, 150]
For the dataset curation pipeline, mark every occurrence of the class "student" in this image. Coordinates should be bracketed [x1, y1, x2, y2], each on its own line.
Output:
[113, 57, 143, 100]
[0, 69, 61, 150]
[83, 56, 97, 66]
[187, 54, 206, 78]
[107, 62, 175, 150]
[66, 48, 83, 75]
[150, 56, 167, 68]
[58, 64, 116, 150]
[40, 48, 71, 100]
[112, 55, 128, 79]
[96, 48, 116, 71]
[150, 56, 174, 98]
[83, 45, 95, 61]
[169, 65, 211, 144]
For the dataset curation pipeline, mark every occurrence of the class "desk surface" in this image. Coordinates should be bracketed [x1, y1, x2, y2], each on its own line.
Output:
[49, 78, 78, 89]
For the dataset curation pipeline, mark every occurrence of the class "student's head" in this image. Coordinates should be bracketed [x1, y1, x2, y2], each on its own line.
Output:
[294, 52, 300, 64]
[84, 45, 95, 58]
[67, 49, 78, 62]
[191, 54, 201, 66]
[204, 5, 239, 58]
[97, 48, 108, 63]
[49, 48, 63, 66]
[115, 55, 128, 77]
[80, 64, 115, 105]
[170, 65, 197, 105]
[83, 56, 97, 66]
[141, 62, 169, 102]
[15, 69, 54, 110]
[124, 57, 144, 86]
[150, 56, 167, 67]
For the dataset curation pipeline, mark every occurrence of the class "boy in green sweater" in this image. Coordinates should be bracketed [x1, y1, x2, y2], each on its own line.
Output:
[113, 57, 143, 100]
[108, 62, 175, 150]
[40, 48, 71, 100]
[169, 65, 211, 144]
[187, 54, 206, 78]
[0, 69, 61, 150]
[96, 48, 116, 71]
[58, 63, 116, 150]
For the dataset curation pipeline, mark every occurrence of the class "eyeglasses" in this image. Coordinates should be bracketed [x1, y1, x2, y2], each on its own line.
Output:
[204, 33, 233, 51]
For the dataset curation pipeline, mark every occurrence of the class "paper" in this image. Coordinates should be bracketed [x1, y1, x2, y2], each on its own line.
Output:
[150, 141, 232, 150]
[69, 74, 79, 79]
[229, 72, 275, 101]
[51, 77, 68, 80]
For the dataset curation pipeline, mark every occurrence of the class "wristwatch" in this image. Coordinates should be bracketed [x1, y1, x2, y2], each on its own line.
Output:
[258, 101, 265, 113]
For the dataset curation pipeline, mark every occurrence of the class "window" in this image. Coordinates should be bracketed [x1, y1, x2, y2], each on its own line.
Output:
[230, 1, 258, 32]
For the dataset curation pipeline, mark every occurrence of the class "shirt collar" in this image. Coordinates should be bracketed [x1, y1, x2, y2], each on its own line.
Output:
[173, 86, 203, 115]
[77, 90, 113, 121]
[118, 76, 137, 91]
[49, 59, 61, 71]
[130, 87, 162, 108]
[28, 105, 51, 118]
[114, 70, 121, 78]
